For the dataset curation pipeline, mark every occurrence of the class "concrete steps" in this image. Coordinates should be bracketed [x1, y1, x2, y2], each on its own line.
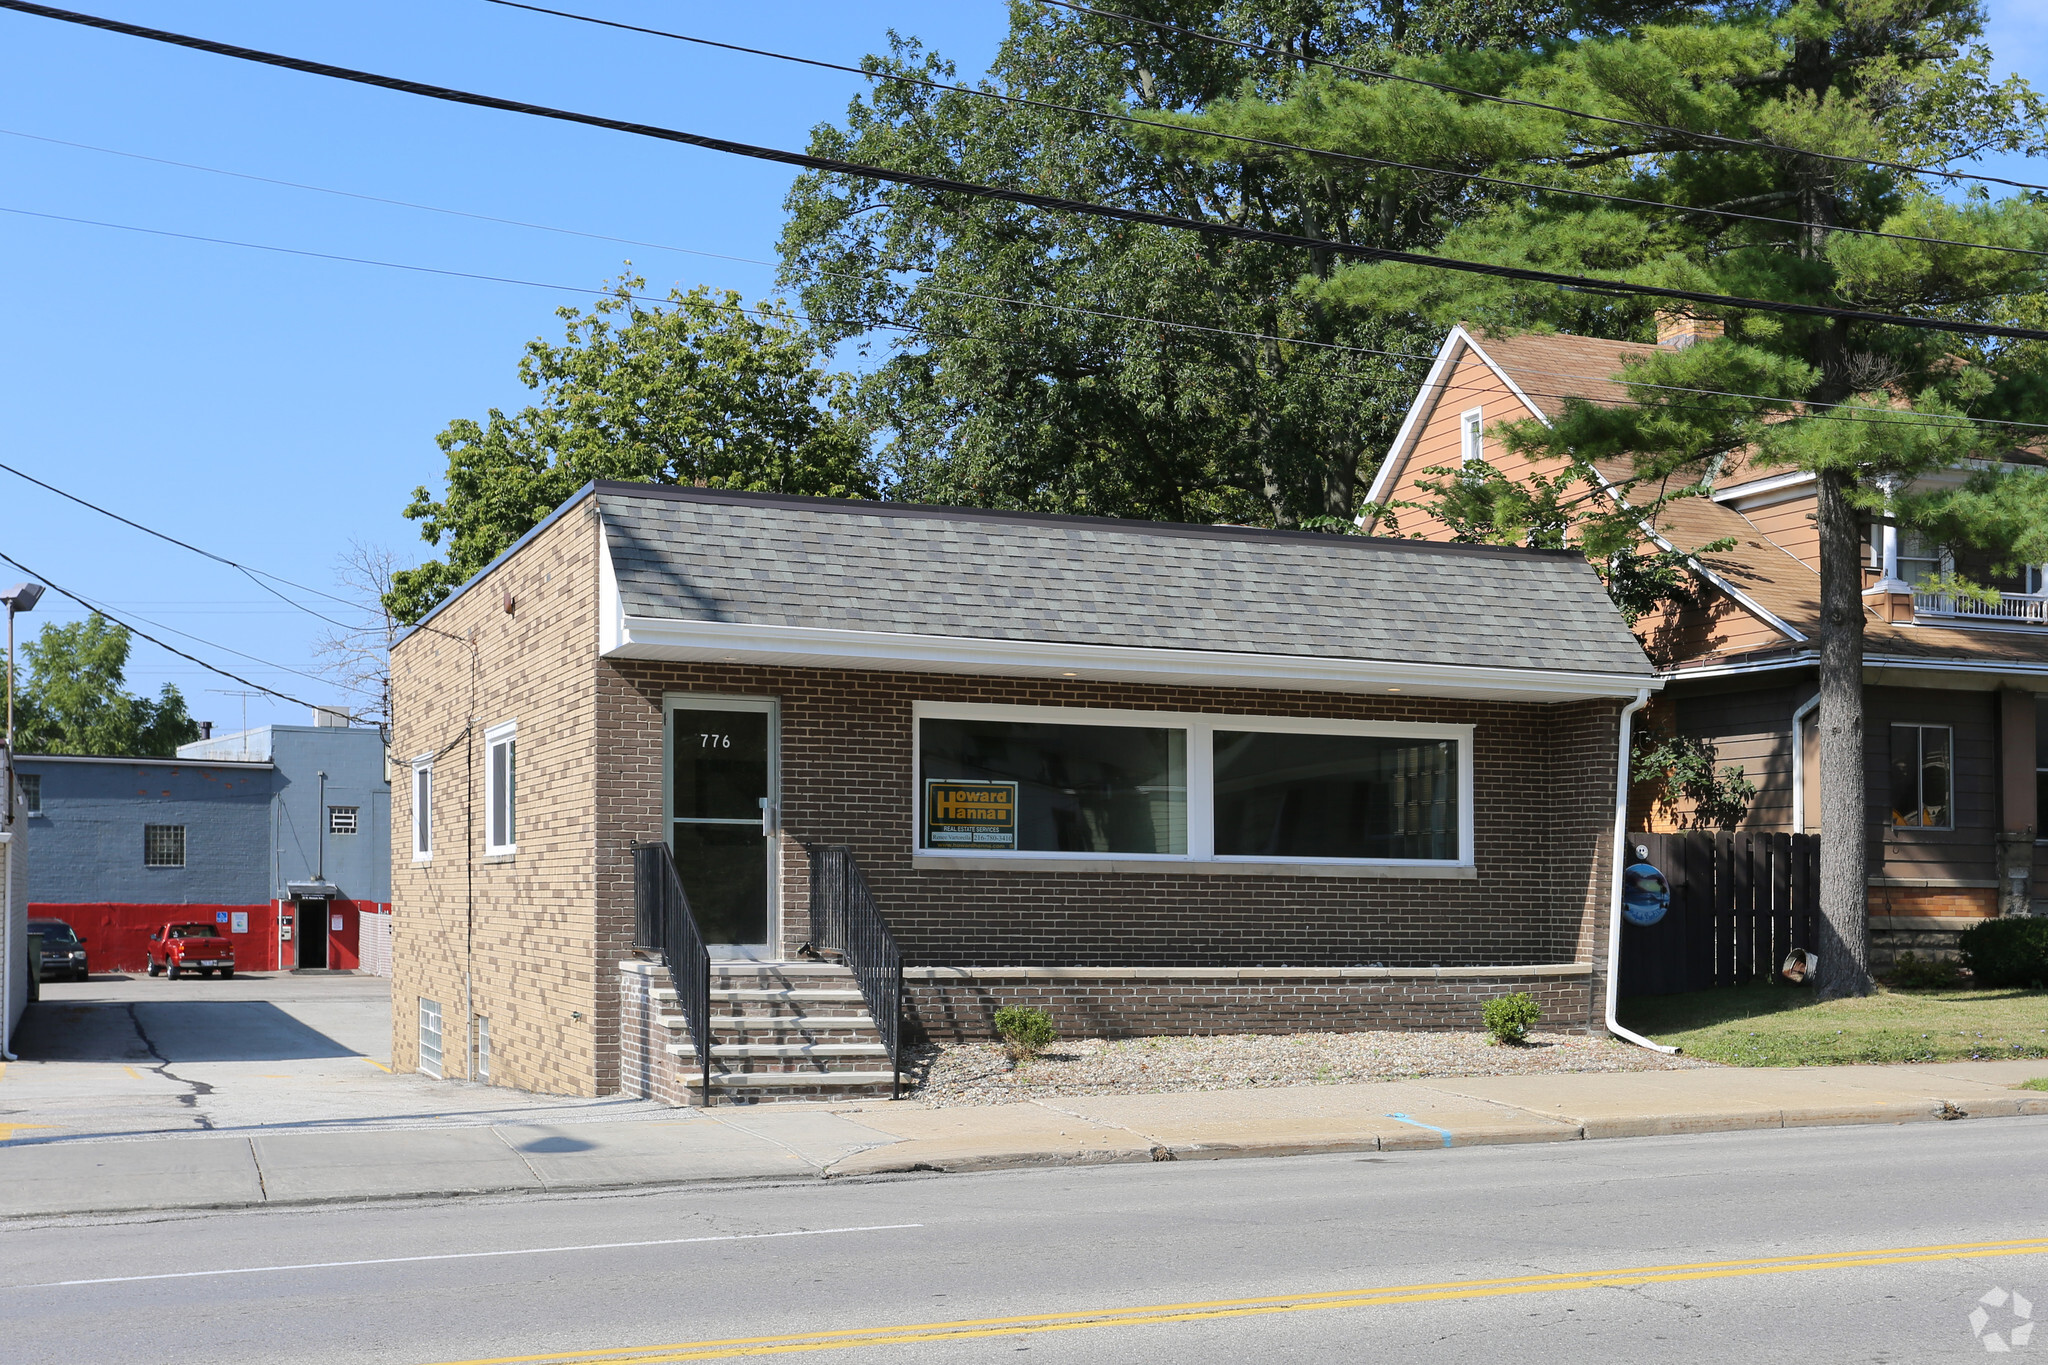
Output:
[655, 963, 898, 1103]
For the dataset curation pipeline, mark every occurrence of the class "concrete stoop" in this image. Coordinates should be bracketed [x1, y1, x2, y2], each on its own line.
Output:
[653, 963, 900, 1105]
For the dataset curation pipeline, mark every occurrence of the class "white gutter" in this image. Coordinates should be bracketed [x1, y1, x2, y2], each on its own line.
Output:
[1605, 689, 1679, 1053]
[1789, 692, 1820, 835]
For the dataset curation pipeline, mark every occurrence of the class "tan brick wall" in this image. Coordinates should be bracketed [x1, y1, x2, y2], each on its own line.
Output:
[389, 502, 602, 1095]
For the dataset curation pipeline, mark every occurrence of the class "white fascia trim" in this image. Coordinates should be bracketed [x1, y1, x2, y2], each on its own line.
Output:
[1865, 654, 2048, 679]
[606, 614, 1662, 701]
[1711, 469, 1814, 505]
[1663, 653, 1817, 681]
[1396, 331, 1806, 648]
[598, 514, 623, 656]
[1364, 326, 1485, 507]
[1457, 331, 1555, 430]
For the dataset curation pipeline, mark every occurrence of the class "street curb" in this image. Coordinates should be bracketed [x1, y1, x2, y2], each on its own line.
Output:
[5, 1095, 2043, 1220]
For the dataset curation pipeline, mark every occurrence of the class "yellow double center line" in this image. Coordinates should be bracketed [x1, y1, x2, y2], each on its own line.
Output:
[426, 1236, 2048, 1364]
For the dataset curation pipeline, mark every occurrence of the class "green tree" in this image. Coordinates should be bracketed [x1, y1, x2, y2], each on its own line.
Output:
[778, 1, 1624, 528]
[1188, 0, 2048, 996]
[390, 278, 877, 624]
[9, 612, 199, 757]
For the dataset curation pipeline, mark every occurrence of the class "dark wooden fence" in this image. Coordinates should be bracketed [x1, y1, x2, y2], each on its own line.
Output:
[1619, 831, 1818, 997]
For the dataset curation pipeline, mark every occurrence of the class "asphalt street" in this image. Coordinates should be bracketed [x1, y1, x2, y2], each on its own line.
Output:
[5, 1116, 2042, 1363]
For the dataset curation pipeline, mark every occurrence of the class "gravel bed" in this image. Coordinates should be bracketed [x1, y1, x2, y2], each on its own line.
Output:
[903, 1030, 1716, 1106]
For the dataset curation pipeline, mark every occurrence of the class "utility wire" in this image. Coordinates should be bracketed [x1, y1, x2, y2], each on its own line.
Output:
[4, 2, 2046, 344]
[13, 192, 2048, 440]
[1037, 0, 2048, 195]
[0, 456, 363, 627]
[488, 0, 2048, 266]
[0, 549, 333, 711]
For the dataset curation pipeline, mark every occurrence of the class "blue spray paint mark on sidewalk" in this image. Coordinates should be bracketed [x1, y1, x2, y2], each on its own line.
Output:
[1385, 1113, 1454, 1148]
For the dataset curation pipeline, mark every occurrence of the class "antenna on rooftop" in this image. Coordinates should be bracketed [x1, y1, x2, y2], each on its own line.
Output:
[205, 688, 263, 760]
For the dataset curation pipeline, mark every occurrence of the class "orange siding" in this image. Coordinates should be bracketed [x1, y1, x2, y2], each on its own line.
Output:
[1373, 349, 1558, 540]
[1739, 493, 1820, 568]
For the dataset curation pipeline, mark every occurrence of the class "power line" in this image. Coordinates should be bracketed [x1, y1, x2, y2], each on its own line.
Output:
[15, 189, 2048, 441]
[1037, 0, 2048, 196]
[5, 1, 2040, 344]
[0, 456, 362, 627]
[487, 0, 2048, 266]
[0, 549, 333, 711]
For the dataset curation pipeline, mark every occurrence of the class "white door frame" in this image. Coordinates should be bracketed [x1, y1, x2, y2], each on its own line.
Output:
[662, 693, 780, 959]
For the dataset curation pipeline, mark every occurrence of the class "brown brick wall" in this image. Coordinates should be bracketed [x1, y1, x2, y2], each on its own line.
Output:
[388, 504, 604, 1095]
[906, 970, 1596, 1041]
[597, 663, 1623, 978]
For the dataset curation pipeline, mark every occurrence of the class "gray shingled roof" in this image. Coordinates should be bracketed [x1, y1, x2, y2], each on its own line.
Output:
[594, 484, 1654, 677]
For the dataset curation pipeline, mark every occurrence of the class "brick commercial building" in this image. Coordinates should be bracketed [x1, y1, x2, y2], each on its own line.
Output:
[17, 718, 391, 974]
[388, 482, 1659, 1102]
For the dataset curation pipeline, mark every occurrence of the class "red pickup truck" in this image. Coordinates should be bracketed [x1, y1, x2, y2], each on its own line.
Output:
[147, 922, 237, 979]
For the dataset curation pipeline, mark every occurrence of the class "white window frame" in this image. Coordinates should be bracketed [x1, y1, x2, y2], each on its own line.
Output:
[411, 758, 434, 862]
[19, 771, 41, 816]
[484, 721, 517, 856]
[910, 701, 1475, 873]
[418, 998, 444, 1079]
[474, 1015, 491, 1084]
[328, 805, 359, 836]
[1461, 406, 1485, 465]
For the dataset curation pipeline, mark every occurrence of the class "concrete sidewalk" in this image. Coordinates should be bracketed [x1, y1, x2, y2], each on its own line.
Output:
[2, 1059, 2043, 1218]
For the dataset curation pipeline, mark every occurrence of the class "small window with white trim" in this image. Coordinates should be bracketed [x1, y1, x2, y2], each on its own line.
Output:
[1461, 407, 1484, 464]
[411, 759, 433, 861]
[485, 722, 517, 855]
[18, 772, 40, 815]
[328, 805, 358, 836]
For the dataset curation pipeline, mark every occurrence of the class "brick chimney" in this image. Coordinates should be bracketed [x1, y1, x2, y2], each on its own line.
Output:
[1657, 311, 1725, 349]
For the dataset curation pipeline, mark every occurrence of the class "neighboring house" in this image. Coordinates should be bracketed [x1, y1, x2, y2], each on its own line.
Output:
[17, 716, 391, 973]
[389, 480, 1659, 1101]
[1368, 321, 2048, 968]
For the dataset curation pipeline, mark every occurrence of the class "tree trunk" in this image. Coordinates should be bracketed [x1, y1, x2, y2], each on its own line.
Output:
[1814, 468, 1874, 998]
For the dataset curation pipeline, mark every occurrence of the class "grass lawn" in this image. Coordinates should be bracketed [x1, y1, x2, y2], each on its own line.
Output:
[1618, 984, 2048, 1066]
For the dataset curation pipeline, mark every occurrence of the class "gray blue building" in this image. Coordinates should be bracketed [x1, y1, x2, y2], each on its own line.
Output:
[17, 714, 390, 972]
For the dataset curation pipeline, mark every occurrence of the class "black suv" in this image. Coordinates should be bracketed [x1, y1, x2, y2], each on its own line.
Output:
[30, 919, 89, 982]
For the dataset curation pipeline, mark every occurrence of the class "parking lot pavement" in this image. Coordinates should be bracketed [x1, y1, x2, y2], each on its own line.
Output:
[0, 973, 670, 1147]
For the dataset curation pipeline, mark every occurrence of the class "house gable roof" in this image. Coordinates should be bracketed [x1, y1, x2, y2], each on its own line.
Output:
[591, 482, 1656, 695]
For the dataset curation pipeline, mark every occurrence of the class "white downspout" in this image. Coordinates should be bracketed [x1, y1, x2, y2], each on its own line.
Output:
[1790, 692, 1820, 835]
[1606, 689, 1679, 1053]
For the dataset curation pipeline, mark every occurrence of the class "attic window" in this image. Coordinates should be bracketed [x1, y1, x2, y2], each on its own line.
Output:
[1461, 407, 1484, 464]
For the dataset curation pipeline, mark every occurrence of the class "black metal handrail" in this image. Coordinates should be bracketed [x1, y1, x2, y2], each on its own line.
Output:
[633, 841, 713, 1105]
[806, 844, 904, 1099]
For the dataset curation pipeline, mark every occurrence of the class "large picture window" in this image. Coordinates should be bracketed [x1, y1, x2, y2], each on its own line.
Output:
[1889, 723, 1953, 829]
[914, 704, 1470, 867]
[1214, 731, 1458, 861]
[920, 717, 1186, 854]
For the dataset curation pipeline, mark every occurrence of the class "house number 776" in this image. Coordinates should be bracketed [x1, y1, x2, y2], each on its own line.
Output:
[700, 733, 730, 749]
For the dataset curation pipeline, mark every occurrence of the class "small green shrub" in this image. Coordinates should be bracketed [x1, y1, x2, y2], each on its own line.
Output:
[1958, 918, 2048, 989]
[993, 1005, 1057, 1060]
[1885, 951, 1964, 991]
[1482, 992, 1542, 1045]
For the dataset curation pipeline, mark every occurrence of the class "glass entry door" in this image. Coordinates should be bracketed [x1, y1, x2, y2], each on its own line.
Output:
[667, 697, 777, 956]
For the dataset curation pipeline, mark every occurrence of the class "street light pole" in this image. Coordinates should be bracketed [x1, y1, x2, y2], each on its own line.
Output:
[2, 581, 47, 823]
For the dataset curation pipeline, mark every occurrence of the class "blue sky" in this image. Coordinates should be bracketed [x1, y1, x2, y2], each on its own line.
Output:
[0, 1, 2041, 736]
